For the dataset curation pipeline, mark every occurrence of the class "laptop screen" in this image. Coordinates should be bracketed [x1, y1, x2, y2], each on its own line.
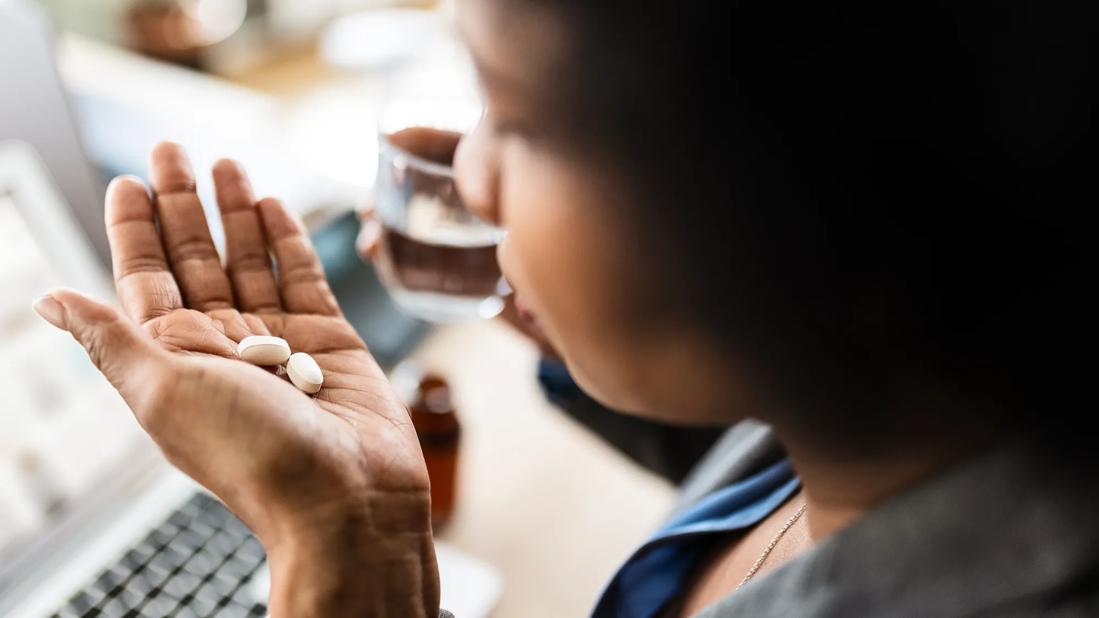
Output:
[0, 177, 144, 558]
[0, 3, 110, 266]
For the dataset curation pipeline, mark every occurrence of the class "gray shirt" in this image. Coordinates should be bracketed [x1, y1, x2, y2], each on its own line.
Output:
[532, 383, 1097, 616]
[683, 423, 1099, 616]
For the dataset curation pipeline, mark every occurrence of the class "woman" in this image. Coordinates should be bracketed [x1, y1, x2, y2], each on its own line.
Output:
[33, 0, 1093, 615]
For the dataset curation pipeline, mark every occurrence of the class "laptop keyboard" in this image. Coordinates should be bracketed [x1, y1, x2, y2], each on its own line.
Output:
[51, 493, 267, 618]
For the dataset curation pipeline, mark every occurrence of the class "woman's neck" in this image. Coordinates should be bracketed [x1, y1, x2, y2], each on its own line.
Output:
[776, 424, 998, 541]
[658, 337, 1002, 540]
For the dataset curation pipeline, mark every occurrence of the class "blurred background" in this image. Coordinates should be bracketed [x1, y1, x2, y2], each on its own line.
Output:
[0, 1, 675, 616]
[39, 0, 481, 231]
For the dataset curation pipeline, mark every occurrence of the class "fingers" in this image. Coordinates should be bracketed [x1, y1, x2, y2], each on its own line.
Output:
[213, 159, 282, 313]
[32, 289, 170, 413]
[356, 206, 382, 261]
[144, 307, 242, 358]
[149, 142, 236, 312]
[257, 197, 341, 316]
[206, 307, 270, 343]
[105, 176, 184, 323]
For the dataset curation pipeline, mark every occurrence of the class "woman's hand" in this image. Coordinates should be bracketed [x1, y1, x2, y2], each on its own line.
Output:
[34, 143, 439, 617]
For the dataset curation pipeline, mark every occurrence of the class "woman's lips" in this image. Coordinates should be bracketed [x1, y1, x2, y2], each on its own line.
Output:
[504, 287, 556, 357]
[513, 294, 538, 327]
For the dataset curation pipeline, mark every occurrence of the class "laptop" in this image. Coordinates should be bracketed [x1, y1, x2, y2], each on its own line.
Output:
[0, 4, 500, 617]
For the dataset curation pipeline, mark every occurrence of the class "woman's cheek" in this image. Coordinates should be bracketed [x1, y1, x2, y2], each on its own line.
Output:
[494, 164, 564, 337]
[494, 145, 631, 400]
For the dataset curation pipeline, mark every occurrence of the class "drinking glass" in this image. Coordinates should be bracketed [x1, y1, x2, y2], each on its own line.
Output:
[372, 98, 507, 322]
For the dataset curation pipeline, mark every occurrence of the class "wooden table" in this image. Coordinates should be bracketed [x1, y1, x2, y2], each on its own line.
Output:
[409, 321, 676, 617]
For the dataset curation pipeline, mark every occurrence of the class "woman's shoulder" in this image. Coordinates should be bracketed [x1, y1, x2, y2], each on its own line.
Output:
[696, 442, 1099, 616]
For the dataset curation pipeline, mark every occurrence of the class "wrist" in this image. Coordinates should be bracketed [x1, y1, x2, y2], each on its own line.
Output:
[263, 490, 439, 617]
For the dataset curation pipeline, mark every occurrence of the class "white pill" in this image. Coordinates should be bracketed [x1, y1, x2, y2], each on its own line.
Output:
[286, 352, 323, 394]
[237, 336, 291, 366]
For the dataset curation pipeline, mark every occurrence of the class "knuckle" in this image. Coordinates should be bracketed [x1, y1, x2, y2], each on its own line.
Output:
[115, 255, 168, 277]
[172, 238, 220, 264]
[80, 325, 112, 371]
[74, 311, 124, 368]
[230, 251, 271, 274]
[280, 265, 326, 287]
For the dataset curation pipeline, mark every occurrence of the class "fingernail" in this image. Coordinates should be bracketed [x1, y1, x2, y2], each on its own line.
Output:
[32, 295, 66, 330]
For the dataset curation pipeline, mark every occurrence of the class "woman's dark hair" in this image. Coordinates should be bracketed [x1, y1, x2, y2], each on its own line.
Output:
[520, 1, 1091, 447]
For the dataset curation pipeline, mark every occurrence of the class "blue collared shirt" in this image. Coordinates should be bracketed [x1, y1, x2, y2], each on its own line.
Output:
[592, 459, 800, 618]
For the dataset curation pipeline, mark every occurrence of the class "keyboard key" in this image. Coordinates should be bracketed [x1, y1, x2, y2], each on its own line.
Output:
[104, 583, 130, 603]
[239, 553, 265, 575]
[183, 548, 224, 577]
[122, 572, 154, 597]
[167, 509, 196, 530]
[192, 579, 229, 606]
[115, 585, 147, 608]
[66, 590, 97, 612]
[214, 602, 249, 618]
[220, 554, 256, 579]
[222, 517, 252, 539]
[178, 496, 205, 518]
[97, 597, 129, 617]
[205, 532, 244, 558]
[138, 593, 178, 617]
[196, 504, 233, 528]
[188, 516, 218, 538]
[91, 567, 127, 593]
[173, 606, 201, 618]
[149, 544, 190, 571]
[185, 592, 220, 616]
[228, 586, 260, 609]
[192, 493, 219, 510]
[174, 526, 208, 551]
[146, 526, 178, 549]
[121, 547, 152, 571]
[163, 570, 204, 600]
[209, 570, 244, 598]
[236, 536, 264, 561]
[143, 561, 175, 587]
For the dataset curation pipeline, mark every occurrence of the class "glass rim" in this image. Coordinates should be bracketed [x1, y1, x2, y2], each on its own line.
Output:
[378, 133, 457, 180]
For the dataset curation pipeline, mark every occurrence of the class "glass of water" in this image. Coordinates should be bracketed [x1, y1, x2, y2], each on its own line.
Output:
[372, 98, 507, 322]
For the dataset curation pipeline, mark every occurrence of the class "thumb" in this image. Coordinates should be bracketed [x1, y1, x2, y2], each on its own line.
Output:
[33, 288, 168, 408]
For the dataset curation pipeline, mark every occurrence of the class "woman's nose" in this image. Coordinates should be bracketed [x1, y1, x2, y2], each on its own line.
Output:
[454, 118, 501, 226]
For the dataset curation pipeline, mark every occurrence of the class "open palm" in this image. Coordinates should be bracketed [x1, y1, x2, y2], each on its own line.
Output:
[40, 143, 438, 614]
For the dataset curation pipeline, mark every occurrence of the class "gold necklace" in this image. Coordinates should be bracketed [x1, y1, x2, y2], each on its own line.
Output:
[736, 503, 808, 590]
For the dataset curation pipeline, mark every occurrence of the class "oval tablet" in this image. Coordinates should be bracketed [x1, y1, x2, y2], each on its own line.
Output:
[287, 352, 323, 394]
[237, 336, 291, 366]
